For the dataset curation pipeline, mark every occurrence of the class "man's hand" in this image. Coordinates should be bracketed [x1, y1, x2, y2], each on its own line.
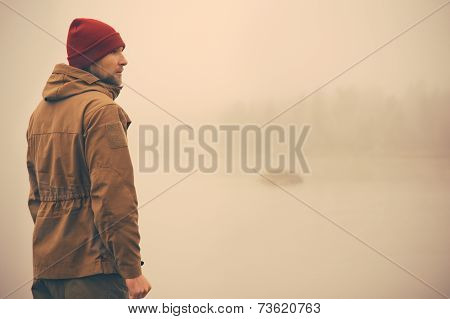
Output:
[125, 274, 151, 299]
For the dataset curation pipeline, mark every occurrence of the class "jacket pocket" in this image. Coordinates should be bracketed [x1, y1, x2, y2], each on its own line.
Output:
[105, 122, 128, 149]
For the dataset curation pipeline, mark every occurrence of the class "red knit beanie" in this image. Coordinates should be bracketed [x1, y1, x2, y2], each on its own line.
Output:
[67, 18, 125, 69]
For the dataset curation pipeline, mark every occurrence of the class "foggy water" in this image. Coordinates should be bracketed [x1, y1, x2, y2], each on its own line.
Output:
[130, 156, 450, 298]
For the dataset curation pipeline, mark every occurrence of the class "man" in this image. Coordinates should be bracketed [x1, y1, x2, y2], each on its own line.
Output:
[26, 18, 151, 298]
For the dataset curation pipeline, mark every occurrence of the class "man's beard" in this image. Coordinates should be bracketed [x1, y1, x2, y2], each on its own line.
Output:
[102, 74, 121, 86]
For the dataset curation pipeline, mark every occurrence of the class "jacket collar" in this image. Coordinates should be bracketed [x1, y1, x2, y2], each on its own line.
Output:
[51, 63, 122, 100]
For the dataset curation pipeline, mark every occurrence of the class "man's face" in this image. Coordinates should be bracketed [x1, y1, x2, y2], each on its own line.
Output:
[89, 47, 127, 86]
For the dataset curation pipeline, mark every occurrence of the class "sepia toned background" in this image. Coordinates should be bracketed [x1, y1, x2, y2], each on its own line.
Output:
[0, 0, 449, 298]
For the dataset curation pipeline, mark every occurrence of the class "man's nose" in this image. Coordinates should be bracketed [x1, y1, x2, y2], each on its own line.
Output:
[119, 54, 128, 66]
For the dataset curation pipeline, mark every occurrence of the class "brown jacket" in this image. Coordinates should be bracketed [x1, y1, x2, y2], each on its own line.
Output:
[26, 63, 142, 280]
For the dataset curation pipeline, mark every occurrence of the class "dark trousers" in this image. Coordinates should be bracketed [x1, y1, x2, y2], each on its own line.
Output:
[31, 273, 129, 299]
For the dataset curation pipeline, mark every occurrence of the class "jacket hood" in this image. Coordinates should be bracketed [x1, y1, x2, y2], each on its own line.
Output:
[43, 63, 122, 102]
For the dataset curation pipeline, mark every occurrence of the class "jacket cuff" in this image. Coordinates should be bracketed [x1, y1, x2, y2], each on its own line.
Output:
[117, 262, 143, 279]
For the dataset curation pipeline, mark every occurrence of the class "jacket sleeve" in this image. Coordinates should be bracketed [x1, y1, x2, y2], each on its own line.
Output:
[84, 103, 142, 279]
[26, 121, 40, 224]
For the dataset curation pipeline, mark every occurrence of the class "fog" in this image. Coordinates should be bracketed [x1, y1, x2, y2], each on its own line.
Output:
[0, 0, 449, 298]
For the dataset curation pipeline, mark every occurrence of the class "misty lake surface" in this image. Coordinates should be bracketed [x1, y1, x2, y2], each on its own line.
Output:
[135, 156, 450, 298]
